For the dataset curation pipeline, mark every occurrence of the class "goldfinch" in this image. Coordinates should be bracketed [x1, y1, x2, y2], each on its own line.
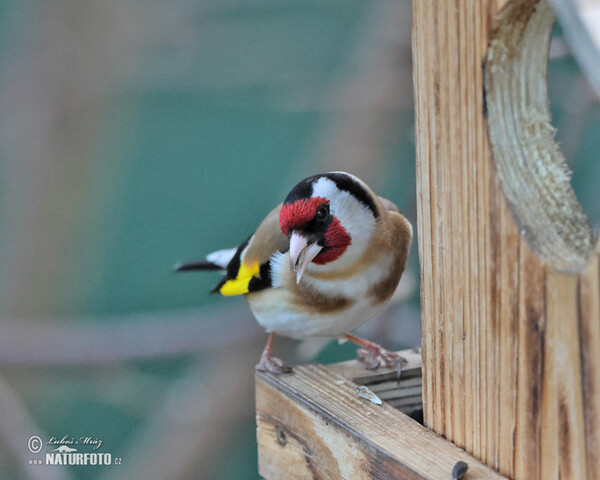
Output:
[176, 172, 412, 374]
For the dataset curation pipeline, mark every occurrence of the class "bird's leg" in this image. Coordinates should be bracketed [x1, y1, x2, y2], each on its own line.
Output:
[344, 332, 406, 379]
[255, 332, 293, 374]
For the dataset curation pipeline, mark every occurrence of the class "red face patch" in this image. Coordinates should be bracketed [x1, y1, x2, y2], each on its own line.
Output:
[279, 198, 351, 265]
[313, 217, 351, 264]
[279, 197, 328, 236]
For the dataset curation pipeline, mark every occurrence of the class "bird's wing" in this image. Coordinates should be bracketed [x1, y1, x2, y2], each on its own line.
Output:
[377, 195, 400, 213]
[213, 205, 288, 296]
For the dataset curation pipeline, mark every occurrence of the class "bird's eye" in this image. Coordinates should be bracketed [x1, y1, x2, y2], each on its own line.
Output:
[316, 205, 329, 222]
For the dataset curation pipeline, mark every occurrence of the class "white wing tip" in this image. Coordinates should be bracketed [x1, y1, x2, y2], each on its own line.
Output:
[206, 247, 238, 269]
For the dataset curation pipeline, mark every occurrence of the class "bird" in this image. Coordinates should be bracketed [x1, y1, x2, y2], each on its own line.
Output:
[176, 172, 412, 374]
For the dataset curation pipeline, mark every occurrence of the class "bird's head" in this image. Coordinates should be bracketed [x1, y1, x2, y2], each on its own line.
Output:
[279, 172, 379, 283]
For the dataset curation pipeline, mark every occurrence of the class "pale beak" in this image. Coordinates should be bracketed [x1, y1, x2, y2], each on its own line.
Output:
[289, 232, 323, 284]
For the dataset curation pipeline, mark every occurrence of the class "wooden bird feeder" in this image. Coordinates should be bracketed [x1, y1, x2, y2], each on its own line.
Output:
[255, 0, 600, 478]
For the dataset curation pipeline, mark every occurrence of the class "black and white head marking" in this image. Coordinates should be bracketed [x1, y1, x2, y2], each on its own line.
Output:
[284, 172, 379, 272]
[283, 172, 379, 219]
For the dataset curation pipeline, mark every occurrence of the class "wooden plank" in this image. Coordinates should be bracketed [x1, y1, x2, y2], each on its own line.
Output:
[580, 252, 600, 480]
[413, 0, 507, 468]
[256, 362, 508, 480]
[549, 271, 588, 479]
[514, 244, 545, 480]
[328, 348, 422, 416]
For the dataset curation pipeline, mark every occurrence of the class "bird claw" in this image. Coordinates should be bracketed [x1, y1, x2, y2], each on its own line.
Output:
[255, 354, 293, 374]
[357, 347, 407, 381]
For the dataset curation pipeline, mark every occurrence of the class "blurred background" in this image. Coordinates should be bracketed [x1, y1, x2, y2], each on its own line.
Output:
[0, 1, 598, 479]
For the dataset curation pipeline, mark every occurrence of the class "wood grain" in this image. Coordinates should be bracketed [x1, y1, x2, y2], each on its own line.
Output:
[580, 251, 600, 479]
[486, 0, 597, 273]
[327, 347, 422, 414]
[256, 362, 508, 480]
[413, 0, 600, 478]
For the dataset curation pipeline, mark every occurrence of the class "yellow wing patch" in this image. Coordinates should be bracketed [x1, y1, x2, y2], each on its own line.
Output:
[219, 261, 260, 296]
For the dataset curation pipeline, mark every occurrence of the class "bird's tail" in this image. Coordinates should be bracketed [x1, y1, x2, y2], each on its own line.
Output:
[174, 260, 222, 272]
[173, 247, 238, 273]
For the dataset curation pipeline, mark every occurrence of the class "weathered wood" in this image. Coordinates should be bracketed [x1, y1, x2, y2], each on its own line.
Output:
[256, 354, 508, 480]
[580, 252, 600, 479]
[328, 347, 422, 414]
[486, 0, 597, 273]
[413, 0, 600, 478]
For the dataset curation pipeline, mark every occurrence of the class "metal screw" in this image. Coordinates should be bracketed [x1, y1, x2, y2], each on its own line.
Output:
[275, 426, 287, 446]
[452, 460, 468, 479]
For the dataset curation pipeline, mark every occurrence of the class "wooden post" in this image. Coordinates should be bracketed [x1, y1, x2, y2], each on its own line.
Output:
[413, 1, 600, 479]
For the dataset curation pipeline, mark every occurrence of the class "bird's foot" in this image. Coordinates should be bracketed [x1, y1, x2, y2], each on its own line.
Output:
[356, 346, 407, 373]
[255, 353, 293, 374]
[345, 333, 406, 381]
[255, 333, 293, 374]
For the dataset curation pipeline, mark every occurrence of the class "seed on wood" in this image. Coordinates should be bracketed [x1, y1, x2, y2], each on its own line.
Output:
[355, 385, 383, 405]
